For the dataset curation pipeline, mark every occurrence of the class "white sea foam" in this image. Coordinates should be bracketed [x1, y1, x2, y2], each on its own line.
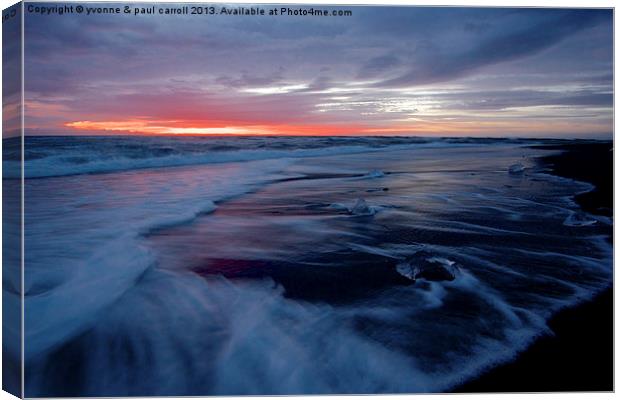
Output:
[20, 138, 612, 396]
[23, 158, 290, 360]
[9, 137, 489, 179]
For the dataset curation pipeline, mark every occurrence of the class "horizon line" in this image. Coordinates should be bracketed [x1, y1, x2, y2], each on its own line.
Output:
[4, 134, 613, 141]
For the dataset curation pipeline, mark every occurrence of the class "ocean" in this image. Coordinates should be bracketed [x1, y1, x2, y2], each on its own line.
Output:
[4, 135, 612, 396]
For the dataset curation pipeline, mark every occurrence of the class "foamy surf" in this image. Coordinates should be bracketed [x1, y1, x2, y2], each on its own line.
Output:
[20, 137, 612, 396]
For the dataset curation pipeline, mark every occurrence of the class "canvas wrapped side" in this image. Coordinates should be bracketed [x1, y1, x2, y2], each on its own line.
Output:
[3, 2, 23, 398]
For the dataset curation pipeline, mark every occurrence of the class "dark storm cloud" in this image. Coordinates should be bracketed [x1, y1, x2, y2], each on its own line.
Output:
[377, 10, 611, 87]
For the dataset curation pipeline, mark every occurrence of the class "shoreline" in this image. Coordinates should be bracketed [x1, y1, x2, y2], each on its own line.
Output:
[454, 141, 613, 393]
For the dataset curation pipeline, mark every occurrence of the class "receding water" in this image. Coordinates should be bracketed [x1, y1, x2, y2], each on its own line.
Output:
[9, 136, 611, 396]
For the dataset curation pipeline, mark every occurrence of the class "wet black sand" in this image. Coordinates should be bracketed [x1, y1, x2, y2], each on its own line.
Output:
[536, 142, 613, 217]
[455, 141, 613, 393]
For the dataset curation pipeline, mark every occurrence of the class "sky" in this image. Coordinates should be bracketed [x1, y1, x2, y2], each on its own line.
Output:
[17, 4, 614, 138]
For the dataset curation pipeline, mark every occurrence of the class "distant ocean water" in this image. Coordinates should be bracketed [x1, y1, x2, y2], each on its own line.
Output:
[5, 135, 534, 178]
[4, 136, 612, 396]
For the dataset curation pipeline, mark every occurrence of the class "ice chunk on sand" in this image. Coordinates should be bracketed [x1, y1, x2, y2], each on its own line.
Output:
[508, 163, 525, 174]
[396, 262, 416, 280]
[396, 251, 459, 282]
[564, 212, 597, 227]
[349, 198, 375, 216]
[364, 170, 385, 179]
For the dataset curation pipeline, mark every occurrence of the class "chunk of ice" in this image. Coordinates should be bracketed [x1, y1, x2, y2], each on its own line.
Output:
[364, 170, 385, 179]
[508, 163, 525, 174]
[349, 198, 374, 215]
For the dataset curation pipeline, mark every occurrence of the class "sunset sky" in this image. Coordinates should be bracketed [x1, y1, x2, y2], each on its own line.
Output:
[20, 5, 613, 138]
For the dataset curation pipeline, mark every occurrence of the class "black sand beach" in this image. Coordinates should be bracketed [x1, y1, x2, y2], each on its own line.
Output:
[20, 137, 614, 396]
[456, 141, 613, 393]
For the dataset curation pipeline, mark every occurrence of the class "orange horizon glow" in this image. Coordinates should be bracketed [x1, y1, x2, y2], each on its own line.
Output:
[65, 119, 384, 136]
[62, 118, 612, 138]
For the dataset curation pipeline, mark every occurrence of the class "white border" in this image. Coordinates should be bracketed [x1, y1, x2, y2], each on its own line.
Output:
[0, 1, 616, 400]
